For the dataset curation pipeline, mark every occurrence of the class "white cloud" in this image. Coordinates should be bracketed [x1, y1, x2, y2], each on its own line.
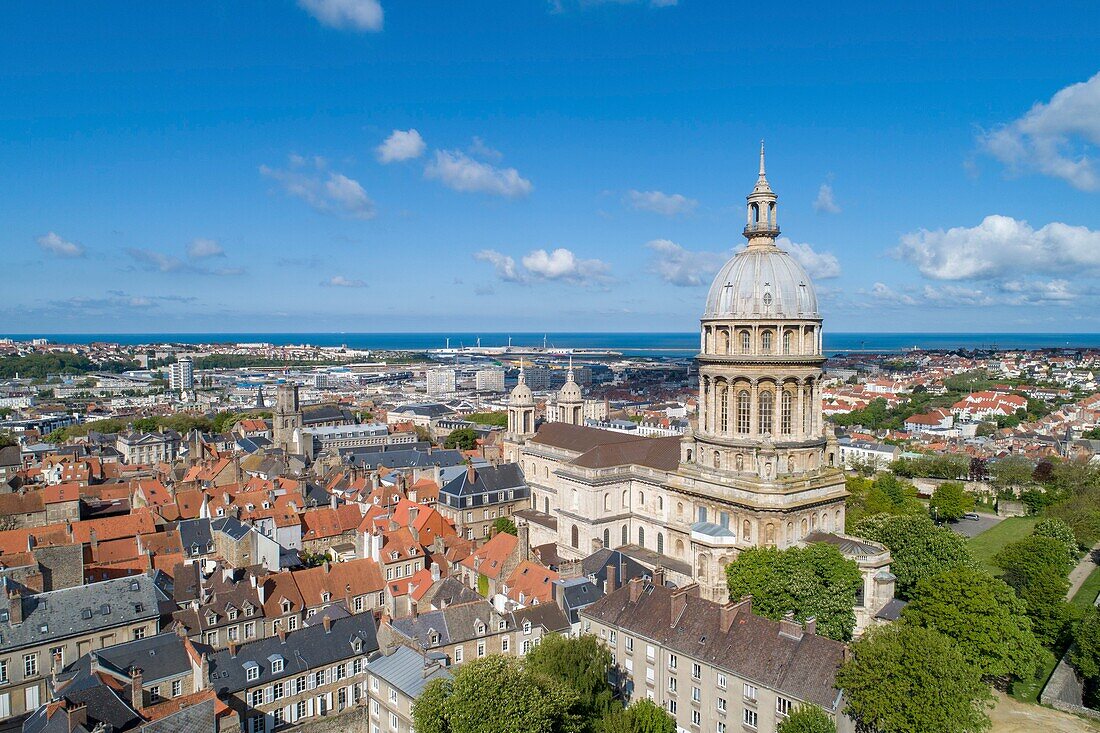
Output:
[321, 275, 367, 288]
[186, 237, 225, 259]
[813, 183, 841, 214]
[260, 156, 376, 219]
[376, 129, 426, 163]
[424, 150, 532, 197]
[868, 282, 917, 306]
[979, 71, 1100, 190]
[626, 189, 698, 216]
[522, 248, 609, 283]
[298, 0, 383, 31]
[474, 247, 610, 285]
[127, 248, 184, 273]
[468, 137, 503, 161]
[474, 250, 522, 282]
[36, 232, 84, 258]
[896, 214, 1100, 280]
[780, 238, 842, 279]
[645, 239, 727, 286]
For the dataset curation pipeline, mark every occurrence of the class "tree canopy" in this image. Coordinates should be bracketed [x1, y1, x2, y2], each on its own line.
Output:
[412, 656, 582, 733]
[1032, 517, 1079, 564]
[444, 428, 480, 450]
[725, 543, 862, 641]
[776, 706, 837, 733]
[902, 565, 1042, 681]
[1071, 606, 1100, 685]
[523, 634, 615, 727]
[844, 473, 923, 531]
[491, 516, 518, 536]
[601, 699, 676, 733]
[836, 624, 993, 733]
[853, 513, 973, 598]
[929, 481, 975, 522]
[994, 535, 1074, 646]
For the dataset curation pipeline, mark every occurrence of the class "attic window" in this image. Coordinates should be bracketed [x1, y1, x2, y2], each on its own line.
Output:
[39, 624, 48, 634]
[135, 603, 144, 613]
[353, 639, 362, 653]
[281, 600, 292, 613]
[321, 592, 331, 603]
[81, 608, 92, 620]
[129, 579, 140, 591]
[100, 604, 111, 615]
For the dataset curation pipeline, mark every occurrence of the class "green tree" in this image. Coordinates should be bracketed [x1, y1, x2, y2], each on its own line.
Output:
[994, 535, 1074, 645]
[776, 706, 836, 733]
[444, 428, 479, 450]
[1071, 606, 1100, 683]
[1032, 517, 1079, 563]
[836, 624, 993, 733]
[929, 482, 975, 522]
[989, 455, 1035, 492]
[725, 543, 862, 641]
[854, 513, 973, 599]
[412, 656, 582, 733]
[601, 699, 675, 733]
[0, 433, 16, 449]
[844, 473, 922, 531]
[525, 635, 616, 729]
[492, 516, 518, 536]
[902, 565, 1042, 680]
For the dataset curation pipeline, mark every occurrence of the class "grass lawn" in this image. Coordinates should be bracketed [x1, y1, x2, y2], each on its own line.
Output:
[968, 516, 1040, 575]
[1071, 564, 1100, 611]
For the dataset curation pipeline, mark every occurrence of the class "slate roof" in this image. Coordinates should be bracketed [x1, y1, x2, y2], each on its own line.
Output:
[510, 602, 570, 635]
[529, 422, 680, 471]
[302, 406, 357, 426]
[365, 645, 451, 699]
[177, 518, 214, 555]
[207, 613, 378, 694]
[440, 463, 525, 498]
[581, 582, 846, 711]
[61, 632, 202, 686]
[0, 575, 161, 653]
[419, 576, 481, 610]
[346, 448, 467, 470]
[389, 599, 508, 649]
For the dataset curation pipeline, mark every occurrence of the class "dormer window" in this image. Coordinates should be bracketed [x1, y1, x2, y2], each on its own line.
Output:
[428, 631, 439, 646]
[353, 639, 362, 653]
[476, 622, 486, 635]
[523, 621, 532, 635]
[271, 658, 284, 673]
[245, 605, 255, 617]
[206, 613, 217, 625]
[281, 599, 292, 614]
[498, 620, 506, 630]
[216, 507, 225, 517]
[321, 592, 331, 603]
[245, 663, 259, 682]
[390, 551, 399, 561]
[228, 608, 238, 620]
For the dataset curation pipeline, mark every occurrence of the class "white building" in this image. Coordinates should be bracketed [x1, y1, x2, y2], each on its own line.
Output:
[169, 356, 195, 391]
[475, 368, 505, 393]
[426, 368, 456, 396]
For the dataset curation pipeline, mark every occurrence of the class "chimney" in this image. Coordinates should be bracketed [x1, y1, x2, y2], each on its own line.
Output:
[88, 528, 98, 551]
[228, 641, 239, 658]
[25, 535, 35, 553]
[277, 628, 286, 643]
[322, 615, 332, 633]
[669, 587, 689, 626]
[323, 560, 331, 574]
[8, 591, 22, 625]
[518, 523, 530, 563]
[739, 594, 752, 615]
[466, 463, 476, 485]
[627, 577, 644, 604]
[804, 616, 817, 636]
[653, 566, 665, 588]
[131, 667, 144, 710]
[605, 563, 618, 594]
[65, 702, 89, 732]
[779, 611, 803, 640]
[410, 600, 419, 618]
[719, 601, 739, 633]
[408, 506, 419, 528]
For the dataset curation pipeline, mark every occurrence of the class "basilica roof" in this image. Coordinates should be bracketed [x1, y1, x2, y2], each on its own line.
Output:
[703, 243, 819, 320]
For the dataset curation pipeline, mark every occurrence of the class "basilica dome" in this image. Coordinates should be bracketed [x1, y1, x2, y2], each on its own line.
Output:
[703, 244, 818, 319]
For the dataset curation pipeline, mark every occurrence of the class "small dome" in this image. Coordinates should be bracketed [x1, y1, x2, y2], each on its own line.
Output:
[510, 381, 533, 406]
[559, 379, 582, 403]
[703, 243, 818, 319]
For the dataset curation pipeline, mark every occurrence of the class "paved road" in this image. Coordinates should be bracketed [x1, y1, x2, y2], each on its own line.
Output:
[946, 513, 1003, 539]
[1067, 544, 1100, 601]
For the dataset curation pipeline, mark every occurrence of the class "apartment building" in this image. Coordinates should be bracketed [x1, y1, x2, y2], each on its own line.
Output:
[365, 645, 451, 733]
[580, 576, 850, 733]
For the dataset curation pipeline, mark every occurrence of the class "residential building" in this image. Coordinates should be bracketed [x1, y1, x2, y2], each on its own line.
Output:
[116, 431, 182, 465]
[169, 357, 194, 392]
[365, 646, 451, 733]
[426, 369, 456, 397]
[474, 369, 505, 393]
[581, 576, 850, 733]
[0, 574, 163, 723]
[437, 463, 529, 541]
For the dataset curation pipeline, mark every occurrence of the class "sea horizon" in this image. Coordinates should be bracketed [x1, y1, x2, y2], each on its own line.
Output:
[5, 331, 1100, 357]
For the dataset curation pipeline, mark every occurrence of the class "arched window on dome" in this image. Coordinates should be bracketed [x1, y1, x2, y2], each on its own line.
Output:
[781, 390, 793, 435]
[676, 538, 685, 557]
[737, 390, 750, 434]
[657, 533, 664, 555]
[750, 202, 760, 224]
[571, 525, 579, 549]
[759, 390, 774, 436]
[622, 489, 628, 508]
[761, 330, 773, 353]
[742, 519, 752, 541]
[717, 328, 729, 355]
[622, 525, 628, 546]
[638, 527, 645, 547]
[783, 330, 792, 354]
[603, 528, 610, 549]
[603, 493, 610, 512]
[740, 330, 751, 354]
[713, 451, 721, 469]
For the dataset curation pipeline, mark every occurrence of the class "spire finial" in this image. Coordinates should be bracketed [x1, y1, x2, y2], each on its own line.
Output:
[518, 357, 526, 384]
[567, 354, 574, 380]
[759, 139, 766, 177]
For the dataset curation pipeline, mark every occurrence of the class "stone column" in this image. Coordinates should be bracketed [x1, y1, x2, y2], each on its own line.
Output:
[750, 381, 759, 438]
[796, 382, 805, 439]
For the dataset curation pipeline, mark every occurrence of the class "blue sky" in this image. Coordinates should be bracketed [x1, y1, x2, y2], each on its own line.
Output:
[3, 0, 1100, 334]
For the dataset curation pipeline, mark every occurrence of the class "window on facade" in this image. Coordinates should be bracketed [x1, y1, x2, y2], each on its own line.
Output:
[571, 525, 579, 549]
[23, 654, 37, 678]
[246, 666, 259, 682]
[691, 710, 701, 726]
[172, 679, 182, 697]
[502, 637, 510, 653]
[781, 390, 793, 435]
[718, 384, 728, 432]
[245, 622, 256, 638]
[762, 330, 773, 352]
[716, 672, 726, 689]
[737, 390, 750, 434]
[743, 709, 758, 729]
[637, 527, 645, 547]
[759, 390, 773, 435]
[717, 696, 726, 712]
[740, 331, 751, 354]
[454, 648, 463, 663]
[743, 683, 757, 701]
[0, 661, 9, 684]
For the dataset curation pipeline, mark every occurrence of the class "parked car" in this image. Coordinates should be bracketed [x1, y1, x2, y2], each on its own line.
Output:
[963, 512, 981, 521]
